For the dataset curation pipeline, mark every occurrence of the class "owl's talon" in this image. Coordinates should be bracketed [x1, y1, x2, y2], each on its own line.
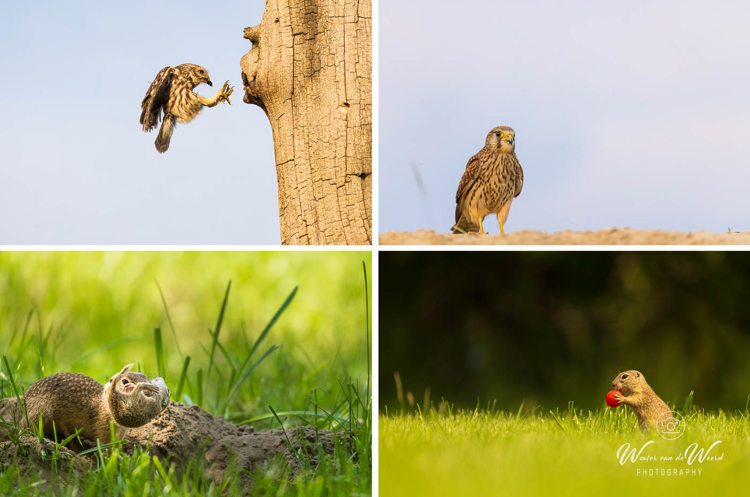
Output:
[218, 81, 234, 104]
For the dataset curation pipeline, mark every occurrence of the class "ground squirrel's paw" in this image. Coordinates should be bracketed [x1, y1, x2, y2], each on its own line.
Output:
[614, 392, 625, 403]
[150, 377, 171, 410]
[150, 377, 168, 392]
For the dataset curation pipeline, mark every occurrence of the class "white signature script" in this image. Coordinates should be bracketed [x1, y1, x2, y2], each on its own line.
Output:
[617, 441, 723, 465]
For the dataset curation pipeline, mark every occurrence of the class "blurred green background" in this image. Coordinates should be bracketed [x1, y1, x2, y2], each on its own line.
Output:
[1, 251, 371, 420]
[380, 251, 750, 412]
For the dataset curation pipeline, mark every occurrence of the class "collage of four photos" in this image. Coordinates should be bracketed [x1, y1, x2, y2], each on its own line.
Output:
[2, 1, 750, 495]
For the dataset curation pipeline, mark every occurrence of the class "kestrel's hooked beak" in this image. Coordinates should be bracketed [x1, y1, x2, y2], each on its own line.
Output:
[505, 135, 515, 146]
[206, 79, 213, 86]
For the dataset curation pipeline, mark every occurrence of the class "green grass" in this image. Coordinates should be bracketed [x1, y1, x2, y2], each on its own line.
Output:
[380, 401, 750, 496]
[0, 251, 371, 496]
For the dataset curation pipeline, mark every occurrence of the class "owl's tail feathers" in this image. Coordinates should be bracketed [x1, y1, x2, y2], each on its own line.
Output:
[155, 114, 176, 153]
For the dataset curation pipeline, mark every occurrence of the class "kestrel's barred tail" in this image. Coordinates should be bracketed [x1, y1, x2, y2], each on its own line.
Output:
[451, 126, 524, 234]
[140, 63, 233, 153]
[155, 114, 176, 153]
[452, 210, 479, 234]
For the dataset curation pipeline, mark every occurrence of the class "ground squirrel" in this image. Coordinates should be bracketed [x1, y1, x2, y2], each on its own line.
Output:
[611, 369, 673, 431]
[19, 364, 170, 443]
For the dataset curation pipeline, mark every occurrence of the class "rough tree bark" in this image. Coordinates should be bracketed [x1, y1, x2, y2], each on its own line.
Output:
[241, 0, 372, 245]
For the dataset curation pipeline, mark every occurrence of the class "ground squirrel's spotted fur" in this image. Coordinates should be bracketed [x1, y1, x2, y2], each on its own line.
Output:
[611, 369, 673, 431]
[18, 364, 170, 443]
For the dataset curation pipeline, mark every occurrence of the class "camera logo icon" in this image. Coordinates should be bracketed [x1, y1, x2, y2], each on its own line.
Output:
[656, 411, 685, 440]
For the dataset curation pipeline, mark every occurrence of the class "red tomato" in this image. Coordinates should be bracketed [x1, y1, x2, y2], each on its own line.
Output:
[606, 389, 623, 407]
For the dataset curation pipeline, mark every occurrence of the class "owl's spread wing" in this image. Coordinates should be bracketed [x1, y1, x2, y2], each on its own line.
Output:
[140, 67, 175, 132]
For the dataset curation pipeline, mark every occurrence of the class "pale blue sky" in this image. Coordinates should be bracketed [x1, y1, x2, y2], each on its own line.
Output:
[380, 1, 750, 234]
[0, 1, 279, 244]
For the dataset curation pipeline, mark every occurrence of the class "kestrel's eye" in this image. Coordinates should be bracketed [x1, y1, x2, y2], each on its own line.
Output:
[495, 132, 502, 137]
[621, 374, 629, 379]
[121, 378, 130, 385]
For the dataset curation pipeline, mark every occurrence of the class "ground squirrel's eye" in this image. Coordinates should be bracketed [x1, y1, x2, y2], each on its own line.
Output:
[621, 374, 629, 379]
[121, 379, 130, 385]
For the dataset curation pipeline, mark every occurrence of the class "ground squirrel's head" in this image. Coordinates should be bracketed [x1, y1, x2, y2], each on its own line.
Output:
[104, 363, 171, 428]
[611, 370, 649, 396]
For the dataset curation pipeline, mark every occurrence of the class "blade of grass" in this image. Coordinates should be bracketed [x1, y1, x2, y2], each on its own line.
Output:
[221, 286, 298, 412]
[2, 355, 29, 427]
[76, 440, 124, 457]
[215, 341, 236, 371]
[5, 308, 33, 353]
[240, 410, 349, 425]
[155, 279, 184, 359]
[682, 390, 694, 413]
[362, 261, 370, 402]
[154, 327, 165, 379]
[248, 286, 297, 361]
[221, 344, 280, 413]
[72, 338, 137, 368]
[196, 368, 204, 407]
[175, 356, 191, 402]
[268, 405, 300, 460]
[206, 281, 232, 387]
[7, 312, 34, 373]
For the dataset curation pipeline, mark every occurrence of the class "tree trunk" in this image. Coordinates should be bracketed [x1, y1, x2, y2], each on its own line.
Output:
[241, 0, 372, 245]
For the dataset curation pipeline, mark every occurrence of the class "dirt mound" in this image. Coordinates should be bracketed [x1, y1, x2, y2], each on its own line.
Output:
[126, 402, 337, 483]
[1, 398, 337, 488]
[0, 433, 87, 487]
[380, 228, 750, 245]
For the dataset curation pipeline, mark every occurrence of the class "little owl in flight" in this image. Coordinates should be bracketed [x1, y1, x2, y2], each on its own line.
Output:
[140, 63, 233, 153]
[451, 126, 524, 235]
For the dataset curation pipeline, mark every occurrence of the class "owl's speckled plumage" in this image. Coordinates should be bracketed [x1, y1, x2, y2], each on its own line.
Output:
[140, 63, 233, 153]
[451, 126, 524, 234]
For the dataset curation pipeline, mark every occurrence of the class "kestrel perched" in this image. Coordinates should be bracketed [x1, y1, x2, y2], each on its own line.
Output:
[451, 126, 524, 234]
[140, 63, 233, 153]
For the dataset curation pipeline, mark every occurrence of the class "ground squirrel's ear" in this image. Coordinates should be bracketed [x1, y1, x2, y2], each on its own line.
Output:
[635, 372, 640, 378]
[109, 363, 135, 383]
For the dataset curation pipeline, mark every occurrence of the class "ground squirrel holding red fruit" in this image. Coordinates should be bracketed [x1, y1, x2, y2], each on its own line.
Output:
[611, 369, 673, 431]
[14, 364, 170, 443]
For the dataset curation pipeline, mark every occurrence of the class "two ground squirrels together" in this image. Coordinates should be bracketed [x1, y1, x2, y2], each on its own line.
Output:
[3, 364, 170, 444]
[611, 369, 674, 431]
